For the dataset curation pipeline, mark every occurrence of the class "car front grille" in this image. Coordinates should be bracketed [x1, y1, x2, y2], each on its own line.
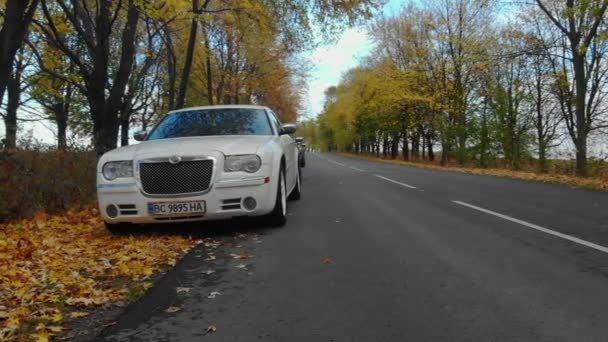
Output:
[139, 159, 213, 195]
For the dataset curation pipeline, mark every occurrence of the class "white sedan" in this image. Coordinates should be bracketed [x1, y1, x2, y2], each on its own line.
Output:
[96, 105, 301, 233]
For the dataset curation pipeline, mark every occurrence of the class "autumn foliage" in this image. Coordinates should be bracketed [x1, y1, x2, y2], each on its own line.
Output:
[0, 209, 199, 340]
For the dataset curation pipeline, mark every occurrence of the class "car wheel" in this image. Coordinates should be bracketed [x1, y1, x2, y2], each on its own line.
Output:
[104, 222, 138, 235]
[266, 165, 287, 227]
[288, 166, 301, 201]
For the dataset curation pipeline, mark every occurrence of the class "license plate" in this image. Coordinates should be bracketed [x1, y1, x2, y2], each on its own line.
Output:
[147, 200, 206, 216]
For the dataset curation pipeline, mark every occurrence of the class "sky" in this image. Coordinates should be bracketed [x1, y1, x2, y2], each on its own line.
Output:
[301, 28, 373, 120]
[302, 0, 405, 120]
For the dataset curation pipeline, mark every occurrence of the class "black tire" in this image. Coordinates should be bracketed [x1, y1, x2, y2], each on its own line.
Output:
[288, 166, 301, 201]
[266, 165, 287, 227]
[104, 222, 138, 235]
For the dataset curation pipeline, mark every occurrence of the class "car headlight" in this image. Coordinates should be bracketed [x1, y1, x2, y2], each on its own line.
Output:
[224, 155, 262, 173]
[102, 161, 134, 180]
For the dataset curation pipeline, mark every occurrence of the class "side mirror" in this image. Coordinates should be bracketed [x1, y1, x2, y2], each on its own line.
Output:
[280, 123, 297, 135]
[295, 137, 304, 143]
[133, 130, 147, 141]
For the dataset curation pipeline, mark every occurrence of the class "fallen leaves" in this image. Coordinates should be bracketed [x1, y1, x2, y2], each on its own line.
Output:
[206, 325, 217, 334]
[0, 208, 199, 340]
[230, 252, 254, 259]
[165, 306, 181, 313]
[175, 287, 192, 294]
[207, 291, 221, 299]
[69, 312, 89, 319]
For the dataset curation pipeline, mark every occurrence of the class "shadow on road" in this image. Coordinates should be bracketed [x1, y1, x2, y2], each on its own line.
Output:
[126, 217, 279, 239]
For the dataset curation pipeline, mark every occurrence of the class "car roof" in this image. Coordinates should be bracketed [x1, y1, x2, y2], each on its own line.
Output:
[167, 105, 271, 114]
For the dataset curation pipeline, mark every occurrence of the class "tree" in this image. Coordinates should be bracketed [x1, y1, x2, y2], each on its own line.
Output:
[37, 0, 142, 154]
[486, 29, 534, 169]
[431, 0, 494, 165]
[535, 0, 608, 175]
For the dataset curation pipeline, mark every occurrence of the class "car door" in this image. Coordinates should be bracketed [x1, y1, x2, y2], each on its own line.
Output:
[268, 111, 296, 191]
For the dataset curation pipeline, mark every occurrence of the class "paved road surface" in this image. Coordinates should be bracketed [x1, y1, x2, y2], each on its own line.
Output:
[100, 152, 608, 341]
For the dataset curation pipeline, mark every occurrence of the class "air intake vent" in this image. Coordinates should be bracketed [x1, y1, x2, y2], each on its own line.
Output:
[221, 198, 242, 210]
[118, 204, 138, 216]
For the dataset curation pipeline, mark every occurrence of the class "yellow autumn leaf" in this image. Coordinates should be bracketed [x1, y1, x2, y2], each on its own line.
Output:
[48, 326, 63, 333]
[70, 312, 89, 318]
[31, 332, 50, 342]
[50, 312, 63, 322]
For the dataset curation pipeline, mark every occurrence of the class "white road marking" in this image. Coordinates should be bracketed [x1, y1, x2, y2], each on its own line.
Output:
[350, 166, 365, 172]
[374, 174, 417, 189]
[452, 200, 608, 255]
[328, 159, 345, 167]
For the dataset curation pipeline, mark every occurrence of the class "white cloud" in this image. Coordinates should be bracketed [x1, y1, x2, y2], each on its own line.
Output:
[303, 28, 373, 119]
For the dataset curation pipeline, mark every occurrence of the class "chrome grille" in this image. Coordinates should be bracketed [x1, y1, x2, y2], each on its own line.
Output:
[139, 160, 213, 195]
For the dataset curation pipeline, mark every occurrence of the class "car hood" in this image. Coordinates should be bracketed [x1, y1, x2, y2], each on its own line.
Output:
[103, 135, 273, 161]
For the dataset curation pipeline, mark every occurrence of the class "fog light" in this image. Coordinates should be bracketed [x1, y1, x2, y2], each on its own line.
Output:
[106, 204, 118, 218]
[242, 197, 257, 211]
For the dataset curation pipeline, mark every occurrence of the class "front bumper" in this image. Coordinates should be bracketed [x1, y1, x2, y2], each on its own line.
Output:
[97, 175, 275, 224]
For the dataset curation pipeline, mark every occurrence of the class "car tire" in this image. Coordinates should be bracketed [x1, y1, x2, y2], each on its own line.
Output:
[266, 165, 287, 227]
[288, 166, 301, 201]
[104, 222, 138, 235]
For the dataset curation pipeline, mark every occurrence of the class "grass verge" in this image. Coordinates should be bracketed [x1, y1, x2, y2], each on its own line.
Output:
[338, 153, 608, 192]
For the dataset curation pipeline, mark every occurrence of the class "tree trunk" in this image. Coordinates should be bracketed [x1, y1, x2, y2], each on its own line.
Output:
[422, 134, 426, 159]
[427, 136, 434, 162]
[3, 68, 20, 149]
[203, 26, 214, 105]
[176, 0, 200, 109]
[57, 115, 67, 150]
[402, 132, 409, 161]
[572, 51, 588, 176]
[0, 0, 39, 102]
[120, 119, 129, 146]
[163, 26, 177, 110]
[54, 103, 68, 150]
[382, 134, 389, 157]
[440, 138, 449, 166]
[411, 129, 420, 160]
[391, 133, 399, 159]
[457, 124, 467, 166]
[538, 143, 547, 173]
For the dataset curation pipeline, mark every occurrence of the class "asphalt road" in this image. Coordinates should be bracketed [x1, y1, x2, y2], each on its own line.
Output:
[99, 152, 608, 341]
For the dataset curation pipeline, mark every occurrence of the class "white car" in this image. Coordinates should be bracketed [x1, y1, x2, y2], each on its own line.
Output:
[96, 105, 301, 233]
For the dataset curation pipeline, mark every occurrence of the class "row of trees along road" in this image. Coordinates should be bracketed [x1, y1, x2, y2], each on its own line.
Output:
[316, 0, 608, 176]
[0, 0, 380, 154]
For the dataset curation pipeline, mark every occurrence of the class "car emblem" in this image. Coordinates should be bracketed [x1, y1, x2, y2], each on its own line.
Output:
[169, 155, 182, 164]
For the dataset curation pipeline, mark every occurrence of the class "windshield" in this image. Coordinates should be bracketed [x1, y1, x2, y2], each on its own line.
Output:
[147, 108, 272, 140]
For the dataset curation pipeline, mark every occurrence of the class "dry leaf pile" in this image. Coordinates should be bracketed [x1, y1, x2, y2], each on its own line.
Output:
[0, 208, 199, 340]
